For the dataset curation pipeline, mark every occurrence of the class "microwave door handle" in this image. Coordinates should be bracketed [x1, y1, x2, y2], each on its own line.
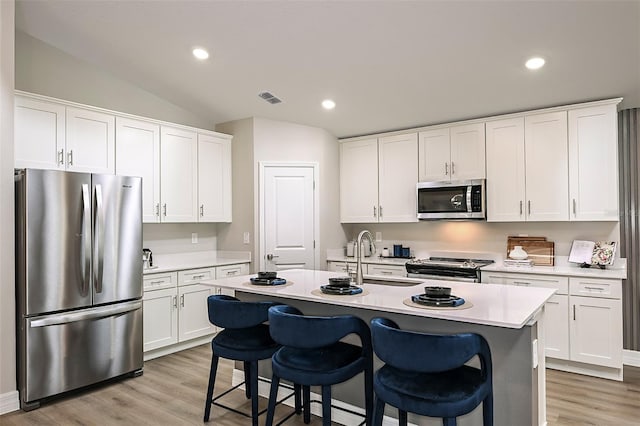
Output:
[466, 186, 472, 212]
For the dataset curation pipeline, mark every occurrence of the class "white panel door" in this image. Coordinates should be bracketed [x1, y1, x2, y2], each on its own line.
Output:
[65, 107, 115, 174]
[544, 295, 569, 360]
[178, 284, 216, 342]
[418, 127, 450, 182]
[340, 139, 379, 222]
[568, 104, 619, 221]
[262, 165, 316, 271]
[198, 133, 232, 222]
[525, 111, 569, 221]
[160, 126, 198, 222]
[14, 96, 66, 170]
[450, 123, 486, 180]
[142, 288, 178, 352]
[378, 133, 418, 222]
[485, 117, 526, 222]
[115, 117, 161, 223]
[570, 295, 623, 368]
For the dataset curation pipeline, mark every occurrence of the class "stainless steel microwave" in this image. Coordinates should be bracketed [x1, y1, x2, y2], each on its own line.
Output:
[416, 179, 486, 220]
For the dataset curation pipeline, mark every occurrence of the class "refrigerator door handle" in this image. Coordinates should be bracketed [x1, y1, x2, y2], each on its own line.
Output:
[30, 301, 142, 328]
[81, 184, 91, 296]
[94, 184, 105, 294]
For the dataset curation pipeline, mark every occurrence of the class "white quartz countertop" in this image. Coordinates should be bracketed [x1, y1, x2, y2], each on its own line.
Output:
[482, 257, 627, 280]
[143, 251, 251, 275]
[200, 269, 555, 329]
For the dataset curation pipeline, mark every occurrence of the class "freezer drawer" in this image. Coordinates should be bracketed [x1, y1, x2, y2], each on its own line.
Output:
[19, 301, 143, 405]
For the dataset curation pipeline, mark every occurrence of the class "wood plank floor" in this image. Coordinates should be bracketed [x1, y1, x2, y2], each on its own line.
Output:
[2, 344, 639, 425]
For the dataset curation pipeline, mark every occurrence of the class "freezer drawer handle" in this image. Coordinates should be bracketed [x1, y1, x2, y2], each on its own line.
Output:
[30, 301, 142, 328]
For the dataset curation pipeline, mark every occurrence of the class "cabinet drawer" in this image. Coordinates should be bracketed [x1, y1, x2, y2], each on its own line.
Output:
[143, 272, 177, 291]
[482, 272, 568, 294]
[178, 267, 215, 285]
[327, 261, 358, 273]
[216, 263, 249, 278]
[569, 277, 621, 299]
[368, 264, 406, 277]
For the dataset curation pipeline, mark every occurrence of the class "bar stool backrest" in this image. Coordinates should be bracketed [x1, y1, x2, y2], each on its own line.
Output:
[207, 295, 278, 329]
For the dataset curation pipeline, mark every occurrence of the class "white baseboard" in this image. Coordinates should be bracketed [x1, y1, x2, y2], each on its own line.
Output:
[0, 390, 20, 415]
[231, 369, 416, 426]
[623, 349, 640, 367]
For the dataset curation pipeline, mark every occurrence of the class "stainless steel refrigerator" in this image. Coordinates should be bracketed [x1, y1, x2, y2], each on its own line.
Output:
[15, 168, 143, 410]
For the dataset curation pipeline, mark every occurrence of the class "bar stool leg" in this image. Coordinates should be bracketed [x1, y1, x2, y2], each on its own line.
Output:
[443, 417, 457, 426]
[244, 361, 251, 399]
[203, 354, 219, 422]
[303, 385, 311, 424]
[373, 397, 385, 426]
[294, 383, 302, 414]
[398, 410, 408, 426]
[321, 385, 331, 426]
[364, 361, 373, 426]
[249, 361, 259, 426]
[265, 374, 281, 426]
[483, 393, 493, 426]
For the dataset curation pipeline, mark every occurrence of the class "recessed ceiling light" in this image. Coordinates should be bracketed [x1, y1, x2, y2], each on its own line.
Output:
[192, 47, 209, 60]
[525, 57, 545, 70]
[322, 99, 336, 110]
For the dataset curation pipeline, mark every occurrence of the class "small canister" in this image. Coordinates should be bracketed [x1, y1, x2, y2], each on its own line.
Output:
[382, 247, 390, 257]
[393, 244, 402, 257]
[402, 247, 410, 258]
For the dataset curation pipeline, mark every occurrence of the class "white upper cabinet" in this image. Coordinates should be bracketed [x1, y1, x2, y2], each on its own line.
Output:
[340, 134, 418, 223]
[419, 123, 485, 182]
[115, 117, 161, 223]
[160, 126, 198, 223]
[197, 133, 232, 222]
[378, 133, 418, 222]
[15, 96, 66, 170]
[340, 138, 379, 222]
[65, 107, 115, 174]
[486, 117, 527, 222]
[568, 104, 619, 221]
[525, 111, 569, 221]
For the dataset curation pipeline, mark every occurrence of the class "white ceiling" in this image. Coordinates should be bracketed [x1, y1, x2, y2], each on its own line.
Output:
[14, 0, 640, 138]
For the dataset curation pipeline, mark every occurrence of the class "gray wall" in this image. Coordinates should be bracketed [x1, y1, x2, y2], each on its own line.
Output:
[0, 0, 16, 406]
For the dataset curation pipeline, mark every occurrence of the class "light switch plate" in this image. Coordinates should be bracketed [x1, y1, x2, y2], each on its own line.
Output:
[191, 233, 198, 244]
[375, 232, 382, 242]
[243, 232, 250, 244]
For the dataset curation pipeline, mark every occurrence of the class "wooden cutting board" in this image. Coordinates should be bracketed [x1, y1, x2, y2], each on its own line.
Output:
[507, 236, 555, 266]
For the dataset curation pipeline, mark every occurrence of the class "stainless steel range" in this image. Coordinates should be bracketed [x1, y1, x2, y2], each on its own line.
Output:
[405, 257, 494, 282]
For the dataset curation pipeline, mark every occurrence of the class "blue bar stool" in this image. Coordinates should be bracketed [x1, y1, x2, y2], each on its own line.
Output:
[370, 317, 493, 426]
[265, 304, 374, 426]
[204, 295, 295, 425]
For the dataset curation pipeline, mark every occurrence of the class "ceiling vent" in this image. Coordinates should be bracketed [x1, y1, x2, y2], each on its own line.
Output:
[258, 91, 283, 104]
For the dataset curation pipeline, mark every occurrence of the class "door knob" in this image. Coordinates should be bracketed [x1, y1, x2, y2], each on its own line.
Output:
[266, 254, 279, 261]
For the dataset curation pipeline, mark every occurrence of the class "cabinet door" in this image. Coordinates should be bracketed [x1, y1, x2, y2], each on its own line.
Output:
[418, 127, 450, 181]
[570, 295, 623, 368]
[198, 133, 232, 222]
[544, 294, 569, 360]
[485, 118, 526, 222]
[143, 287, 178, 352]
[160, 126, 198, 222]
[449, 123, 486, 180]
[216, 263, 249, 279]
[568, 104, 619, 221]
[14, 96, 66, 170]
[115, 117, 161, 223]
[66, 107, 115, 174]
[524, 111, 569, 221]
[340, 139, 379, 222]
[378, 133, 418, 222]
[178, 284, 216, 341]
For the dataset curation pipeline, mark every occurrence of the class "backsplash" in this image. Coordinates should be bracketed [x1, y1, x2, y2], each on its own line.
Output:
[143, 223, 218, 254]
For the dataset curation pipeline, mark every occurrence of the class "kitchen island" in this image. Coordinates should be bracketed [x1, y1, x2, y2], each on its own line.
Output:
[201, 269, 555, 426]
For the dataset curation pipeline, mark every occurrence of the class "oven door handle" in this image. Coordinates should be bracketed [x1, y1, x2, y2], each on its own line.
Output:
[406, 273, 478, 283]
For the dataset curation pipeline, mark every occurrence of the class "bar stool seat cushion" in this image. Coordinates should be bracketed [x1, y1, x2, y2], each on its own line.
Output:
[213, 324, 279, 361]
[374, 364, 488, 418]
[272, 341, 365, 386]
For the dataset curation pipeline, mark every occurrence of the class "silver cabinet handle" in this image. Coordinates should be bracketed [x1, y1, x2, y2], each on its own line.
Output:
[519, 200, 523, 216]
[379, 205, 383, 218]
[584, 286, 605, 291]
[451, 161, 455, 175]
[226, 270, 238, 275]
[149, 280, 164, 285]
[67, 149, 74, 166]
[180, 294, 185, 308]
[528, 200, 531, 215]
[58, 149, 64, 166]
[173, 296, 177, 308]
[373, 206, 377, 217]
[192, 274, 205, 279]
[445, 162, 449, 175]
[379, 270, 393, 275]
[573, 305, 576, 320]
[200, 204, 204, 217]
[94, 184, 104, 294]
[163, 203, 167, 217]
[155, 203, 160, 217]
[513, 281, 531, 286]
[573, 199, 577, 216]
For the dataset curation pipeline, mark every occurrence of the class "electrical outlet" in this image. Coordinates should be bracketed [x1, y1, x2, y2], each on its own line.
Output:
[375, 232, 382, 242]
[191, 233, 198, 244]
[243, 232, 250, 244]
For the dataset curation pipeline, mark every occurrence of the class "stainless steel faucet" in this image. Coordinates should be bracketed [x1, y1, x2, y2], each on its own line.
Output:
[355, 230, 376, 286]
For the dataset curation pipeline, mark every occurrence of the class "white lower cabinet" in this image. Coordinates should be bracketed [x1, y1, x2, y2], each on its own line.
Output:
[142, 264, 246, 355]
[481, 271, 622, 378]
